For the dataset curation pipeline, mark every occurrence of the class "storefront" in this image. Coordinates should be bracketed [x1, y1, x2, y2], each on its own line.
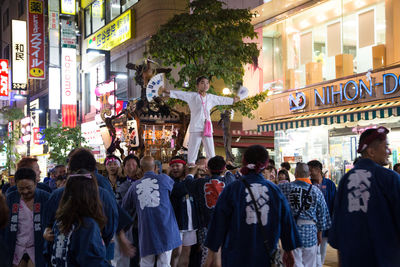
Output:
[258, 67, 400, 183]
[249, 0, 400, 182]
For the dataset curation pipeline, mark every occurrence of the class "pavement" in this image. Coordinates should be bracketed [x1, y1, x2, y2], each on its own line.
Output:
[323, 245, 339, 267]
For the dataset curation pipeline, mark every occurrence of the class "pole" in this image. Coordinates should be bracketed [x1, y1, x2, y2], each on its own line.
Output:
[27, 92, 30, 156]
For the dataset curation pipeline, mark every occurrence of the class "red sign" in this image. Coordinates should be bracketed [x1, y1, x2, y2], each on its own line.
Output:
[0, 60, 9, 97]
[28, 0, 45, 79]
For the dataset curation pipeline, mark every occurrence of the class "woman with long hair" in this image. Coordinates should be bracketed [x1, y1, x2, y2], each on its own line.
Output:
[51, 169, 110, 266]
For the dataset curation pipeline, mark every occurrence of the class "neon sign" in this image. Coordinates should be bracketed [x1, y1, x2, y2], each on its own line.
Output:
[289, 73, 400, 111]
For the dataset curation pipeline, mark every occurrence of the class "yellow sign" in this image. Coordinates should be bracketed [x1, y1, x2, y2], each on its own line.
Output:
[87, 9, 134, 51]
[29, 0, 43, 14]
[61, 0, 76, 15]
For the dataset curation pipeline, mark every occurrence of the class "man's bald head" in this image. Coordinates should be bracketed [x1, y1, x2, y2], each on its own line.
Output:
[140, 156, 155, 172]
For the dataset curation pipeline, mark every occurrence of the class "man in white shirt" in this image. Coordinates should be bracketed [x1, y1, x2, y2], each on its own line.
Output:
[163, 76, 238, 165]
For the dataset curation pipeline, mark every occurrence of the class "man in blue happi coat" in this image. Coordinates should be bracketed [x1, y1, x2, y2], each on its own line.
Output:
[279, 163, 331, 267]
[175, 155, 235, 266]
[205, 145, 301, 267]
[329, 126, 400, 266]
[307, 159, 336, 266]
[122, 156, 181, 267]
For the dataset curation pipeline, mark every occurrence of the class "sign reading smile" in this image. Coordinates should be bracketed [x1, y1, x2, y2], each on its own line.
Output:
[289, 92, 306, 111]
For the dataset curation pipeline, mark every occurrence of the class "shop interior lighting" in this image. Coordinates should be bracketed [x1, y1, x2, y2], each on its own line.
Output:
[116, 74, 128, 79]
[14, 94, 27, 99]
[31, 109, 43, 114]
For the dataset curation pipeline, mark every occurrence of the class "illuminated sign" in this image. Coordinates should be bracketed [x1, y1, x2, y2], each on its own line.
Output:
[28, 0, 45, 79]
[49, 67, 61, 109]
[289, 73, 400, 111]
[61, 19, 76, 49]
[289, 92, 306, 111]
[61, 0, 76, 15]
[12, 20, 27, 90]
[0, 60, 9, 97]
[61, 48, 77, 127]
[87, 9, 134, 51]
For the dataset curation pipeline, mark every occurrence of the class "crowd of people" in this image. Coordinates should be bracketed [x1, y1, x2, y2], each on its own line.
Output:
[0, 126, 399, 267]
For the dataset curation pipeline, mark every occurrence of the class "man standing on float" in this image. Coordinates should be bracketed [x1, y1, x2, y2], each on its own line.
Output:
[163, 76, 238, 165]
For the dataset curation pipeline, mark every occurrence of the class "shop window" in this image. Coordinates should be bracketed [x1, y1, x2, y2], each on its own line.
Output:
[300, 32, 312, 65]
[258, 0, 386, 90]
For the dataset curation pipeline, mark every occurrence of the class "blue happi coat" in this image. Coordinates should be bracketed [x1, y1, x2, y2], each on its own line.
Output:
[44, 186, 118, 246]
[5, 188, 50, 266]
[329, 158, 400, 267]
[174, 172, 235, 228]
[51, 217, 112, 267]
[122, 171, 181, 257]
[205, 173, 301, 267]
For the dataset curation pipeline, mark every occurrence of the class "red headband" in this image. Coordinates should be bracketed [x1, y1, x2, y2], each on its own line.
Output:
[357, 126, 389, 153]
[169, 159, 187, 166]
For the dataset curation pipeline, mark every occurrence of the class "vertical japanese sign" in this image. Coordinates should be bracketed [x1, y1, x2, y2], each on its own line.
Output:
[61, 48, 77, 127]
[61, 0, 76, 15]
[11, 20, 27, 90]
[0, 60, 9, 97]
[28, 0, 45, 79]
[61, 20, 76, 49]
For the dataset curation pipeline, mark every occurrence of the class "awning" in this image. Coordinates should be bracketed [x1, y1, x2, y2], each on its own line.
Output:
[258, 100, 400, 132]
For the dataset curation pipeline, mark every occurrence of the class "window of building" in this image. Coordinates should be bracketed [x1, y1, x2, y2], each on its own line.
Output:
[18, 0, 25, 17]
[3, 9, 9, 30]
[121, 0, 138, 12]
[259, 0, 386, 91]
[85, 7, 92, 37]
[92, 0, 106, 33]
[85, 0, 138, 37]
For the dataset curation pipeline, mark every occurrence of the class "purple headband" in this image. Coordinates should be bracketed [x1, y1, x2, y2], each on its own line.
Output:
[105, 157, 121, 166]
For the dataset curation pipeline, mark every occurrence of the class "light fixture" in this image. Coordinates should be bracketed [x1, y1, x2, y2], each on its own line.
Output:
[14, 94, 27, 99]
[222, 88, 231, 95]
[116, 73, 128, 79]
[31, 109, 43, 114]
[300, 20, 310, 29]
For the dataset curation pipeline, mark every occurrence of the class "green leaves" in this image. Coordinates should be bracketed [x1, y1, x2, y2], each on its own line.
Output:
[148, 0, 261, 103]
[41, 123, 87, 165]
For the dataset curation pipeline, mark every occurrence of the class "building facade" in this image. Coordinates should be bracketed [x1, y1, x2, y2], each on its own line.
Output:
[244, 0, 400, 182]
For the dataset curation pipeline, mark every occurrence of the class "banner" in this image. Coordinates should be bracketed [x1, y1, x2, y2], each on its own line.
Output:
[12, 20, 27, 90]
[61, 48, 77, 127]
[28, 0, 45, 79]
[0, 60, 9, 97]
